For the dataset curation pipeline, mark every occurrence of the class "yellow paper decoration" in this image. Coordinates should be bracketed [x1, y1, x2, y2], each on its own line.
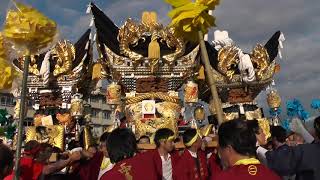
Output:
[3, 2, 57, 54]
[0, 33, 18, 90]
[165, 0, 220, 42]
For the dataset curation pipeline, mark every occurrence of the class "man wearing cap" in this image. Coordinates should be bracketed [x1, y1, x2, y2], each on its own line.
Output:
[175, 128, 208, 180]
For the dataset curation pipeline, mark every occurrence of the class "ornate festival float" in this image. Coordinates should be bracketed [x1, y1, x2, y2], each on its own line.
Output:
[0, 0, 290, 161]
[88, 0, 285, 143]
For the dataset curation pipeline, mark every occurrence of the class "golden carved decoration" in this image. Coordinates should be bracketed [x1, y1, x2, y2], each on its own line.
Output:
[245, 108, 263, 120]
[160, 27, 185, 65]
[70, 97, 84, 118]
[126, 92, 179, 104]
[184, 81, 198, 103]
[17, 55, 39, 75]
[224, 112, 239, 121]
[251, 44, 270, 80]
[26, 125, 64, 150]
[217, 45, 239, 81]
[117, 14, 185, 66]
[267, 90, 281, 109]
[142, 11, 158, 30]
[56, 113, 72, 126]
[126, 101, 180, 138]
[194, 106, 205, 121]
[118, 18, 146, 64]
[257, 118, 271, 140]
[106, 82, 122, 105]
[51, 40, 75, 76]
[34, 114, 45, 126]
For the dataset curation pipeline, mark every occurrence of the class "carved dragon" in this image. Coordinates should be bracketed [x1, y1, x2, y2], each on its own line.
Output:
[251, 44, 270, 80]
[51, 40, 75, 77]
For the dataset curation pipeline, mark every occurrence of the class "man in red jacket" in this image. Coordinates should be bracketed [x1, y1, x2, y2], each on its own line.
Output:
[213, 119, 280, 180]
[148, 128, 181, 180]
[176, 128, 208, 180]
[100, 128, 157, 180]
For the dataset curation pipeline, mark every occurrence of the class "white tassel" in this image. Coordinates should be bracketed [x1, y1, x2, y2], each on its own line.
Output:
[85, 41, 89, 50]
[89, 18, 94, 27]
[238, 50, 256, 83]
[89, 32, 92, 40]
[86, 4, 91, 14]
[40, 50, 51, 86]
[278, 51, 282, 59]
[278, 32, 285, 59]
[93, 33, 97, 41]
[239, 104, 245, 114]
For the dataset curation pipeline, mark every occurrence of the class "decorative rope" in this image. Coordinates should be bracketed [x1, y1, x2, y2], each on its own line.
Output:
[126, 92, 180, 104]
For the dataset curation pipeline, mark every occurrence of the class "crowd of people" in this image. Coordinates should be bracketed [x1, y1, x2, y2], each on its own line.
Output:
[0, 116, 319, 180]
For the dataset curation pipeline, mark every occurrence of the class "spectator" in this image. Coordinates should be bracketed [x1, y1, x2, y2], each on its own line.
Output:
[265, 116, 320, 180]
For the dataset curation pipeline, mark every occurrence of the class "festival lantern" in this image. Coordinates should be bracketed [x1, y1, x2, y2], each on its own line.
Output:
[184, 80, 198, 104]
[267, 88, 281, 126]
[106, 82, 122, 128]
[194, 106, 205, 124]
[70, 93, 84, 141]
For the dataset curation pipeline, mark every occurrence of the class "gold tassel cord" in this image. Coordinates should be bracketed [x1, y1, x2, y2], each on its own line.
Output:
[148, 35, 160, 60]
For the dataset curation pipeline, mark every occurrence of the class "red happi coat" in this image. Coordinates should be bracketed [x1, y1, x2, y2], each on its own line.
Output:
[147, 150, 181, 180]
[207, 153, 222, 179]
[100, 152, 157, 180]
[175, 150, 208, 180]
[76, 151, 104, 180]
[213, 164, 281, 180]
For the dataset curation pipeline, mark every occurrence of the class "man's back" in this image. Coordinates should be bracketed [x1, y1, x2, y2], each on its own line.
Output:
[100, 152, 157, 180]
[215, 164, 280, 180]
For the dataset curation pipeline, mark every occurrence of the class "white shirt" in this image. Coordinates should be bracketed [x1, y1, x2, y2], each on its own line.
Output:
[161, 154, 173, 180]
[188, 150, 198, 158]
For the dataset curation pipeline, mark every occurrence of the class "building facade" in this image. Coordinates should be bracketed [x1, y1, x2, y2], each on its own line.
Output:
[0, 92, 113, 137]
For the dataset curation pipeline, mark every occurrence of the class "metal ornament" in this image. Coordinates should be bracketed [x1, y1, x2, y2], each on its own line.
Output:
[106, 82, 121, 105]
[184, 80, 198, 104]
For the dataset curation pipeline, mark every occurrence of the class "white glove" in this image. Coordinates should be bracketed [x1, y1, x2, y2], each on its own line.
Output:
[290, 118, 314, 143]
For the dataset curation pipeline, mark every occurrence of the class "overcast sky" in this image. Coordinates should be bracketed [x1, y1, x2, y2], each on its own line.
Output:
[1, 0, 319, 117]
